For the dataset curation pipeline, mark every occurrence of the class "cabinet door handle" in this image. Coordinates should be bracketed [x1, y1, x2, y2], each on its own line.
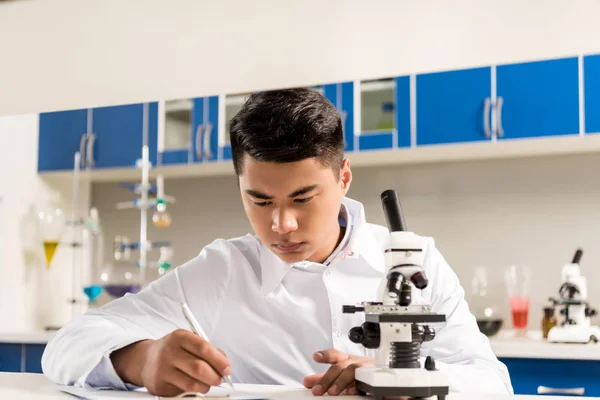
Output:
[195, 124, 203, 159]
[537, 386, 584, 396]
[79, 134, 87, 168]
[483, 97, 491, 138]
[86, 133, 96, 168]
[203, 123, 213, 160]
[496, 96, 504, 137]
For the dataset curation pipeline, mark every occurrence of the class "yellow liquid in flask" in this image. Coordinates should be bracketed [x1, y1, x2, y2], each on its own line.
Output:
[43, 241, 59, 268]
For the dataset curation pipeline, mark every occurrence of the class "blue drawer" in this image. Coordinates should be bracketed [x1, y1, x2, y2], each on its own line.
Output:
[501, 357, 600, 397]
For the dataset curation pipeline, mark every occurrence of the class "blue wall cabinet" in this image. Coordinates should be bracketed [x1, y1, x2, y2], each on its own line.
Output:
[92, 103, 158, 169]
[38, 109, 89, 172]
[192, 96, 220, 162]
[324, 82, 355, 152]
[496, 57, 580, 140]
[584, 54, 600, 134]
[501, 357, 600, 397]
[416, 67, 492, 146]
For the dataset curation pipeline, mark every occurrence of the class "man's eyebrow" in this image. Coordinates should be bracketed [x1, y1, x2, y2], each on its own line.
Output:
[288, 184, 318, 198]
[244, 189, 272, 200]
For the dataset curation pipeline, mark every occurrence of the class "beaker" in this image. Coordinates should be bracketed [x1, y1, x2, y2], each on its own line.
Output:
[504, 264, 533, 336]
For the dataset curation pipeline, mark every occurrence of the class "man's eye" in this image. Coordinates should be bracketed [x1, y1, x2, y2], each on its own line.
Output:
[254, 201, 271, 207]
[294, 197, 313, 204]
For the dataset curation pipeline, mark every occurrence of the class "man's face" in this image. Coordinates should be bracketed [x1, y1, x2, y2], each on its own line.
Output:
[239, 155, 352, 264]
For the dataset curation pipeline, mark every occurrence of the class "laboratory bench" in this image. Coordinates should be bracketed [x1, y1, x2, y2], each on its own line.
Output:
[0, 372, 595, 400]
[489, 330, 600, 397]
[2, 330, 600, 396]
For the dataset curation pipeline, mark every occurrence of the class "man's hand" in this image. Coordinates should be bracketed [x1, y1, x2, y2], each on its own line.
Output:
[111, 329, 232, 397]
[303, 349, 374, 396]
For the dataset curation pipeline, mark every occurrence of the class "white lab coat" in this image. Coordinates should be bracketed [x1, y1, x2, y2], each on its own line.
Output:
[41, 197, 513, 394]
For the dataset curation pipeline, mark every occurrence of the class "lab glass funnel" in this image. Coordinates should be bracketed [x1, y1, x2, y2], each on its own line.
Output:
[39, 204, 65, 269]
[83, 285, 103, 305]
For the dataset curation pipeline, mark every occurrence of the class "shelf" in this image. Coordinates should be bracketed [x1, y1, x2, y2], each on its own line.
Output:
[38, 134, 600, 184]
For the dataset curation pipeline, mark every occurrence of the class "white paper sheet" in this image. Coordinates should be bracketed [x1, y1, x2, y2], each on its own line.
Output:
[57, 384, 271, 400]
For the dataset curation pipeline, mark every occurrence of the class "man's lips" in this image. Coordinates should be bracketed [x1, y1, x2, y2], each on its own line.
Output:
[273, 242, 305, 253]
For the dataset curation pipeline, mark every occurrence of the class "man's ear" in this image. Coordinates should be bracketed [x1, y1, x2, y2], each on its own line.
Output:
[340, 159, 352, 195]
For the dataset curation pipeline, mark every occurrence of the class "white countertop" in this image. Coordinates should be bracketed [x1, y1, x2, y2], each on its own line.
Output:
[0, 373, 595, 400]
[488, 330, 600, 361]
[0, 331, 56, 344]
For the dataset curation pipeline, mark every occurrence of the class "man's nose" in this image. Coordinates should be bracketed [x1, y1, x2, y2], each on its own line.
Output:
[272, 208, 298, 234]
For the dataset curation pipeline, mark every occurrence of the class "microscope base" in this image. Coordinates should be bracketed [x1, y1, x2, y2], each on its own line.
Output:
[547, 325, 600, 344]
[355, 366, 449, 400]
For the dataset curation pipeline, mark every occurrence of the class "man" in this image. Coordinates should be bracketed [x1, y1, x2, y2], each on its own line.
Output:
[42, 88, 512, 397]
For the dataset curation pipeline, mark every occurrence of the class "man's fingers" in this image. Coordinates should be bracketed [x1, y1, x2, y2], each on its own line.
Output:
[179, 331, 232, 377]
[311, 360, 352, 396]
[326, 363, 363, 396]
[303, 373, 325, 389]
[166, 368, 210, 395]
[313, 348, 350, 364]
[175, 351, 223, 387]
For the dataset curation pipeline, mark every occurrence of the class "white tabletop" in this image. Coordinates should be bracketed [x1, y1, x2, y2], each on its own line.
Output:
[0, 373, 597, 400]
[488, 330, 600, 360]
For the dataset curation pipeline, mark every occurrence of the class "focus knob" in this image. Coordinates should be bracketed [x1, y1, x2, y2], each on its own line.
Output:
[423, 325, 436, 342]
[349, 327, 364, 344]
[586, 307, 597, 318]
[348, 322, 380, 349]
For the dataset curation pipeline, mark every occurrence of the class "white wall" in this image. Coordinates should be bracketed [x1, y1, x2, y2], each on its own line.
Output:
[91, 152, 600, 331]
[0, 115, 91, 332]
[3, 0, 600, 115]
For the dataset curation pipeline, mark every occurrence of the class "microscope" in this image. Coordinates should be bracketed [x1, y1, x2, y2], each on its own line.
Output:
[343, 190, 449, 400]
[548, 249, 600, 344]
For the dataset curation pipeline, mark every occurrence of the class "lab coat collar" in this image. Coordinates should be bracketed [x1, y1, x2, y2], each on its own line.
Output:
[259, 197, 386, 295]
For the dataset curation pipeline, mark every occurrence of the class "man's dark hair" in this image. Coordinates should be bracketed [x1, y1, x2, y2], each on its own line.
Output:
[229, 88, 345, 177]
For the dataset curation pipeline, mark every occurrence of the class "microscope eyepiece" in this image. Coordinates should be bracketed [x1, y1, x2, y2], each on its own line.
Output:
[381, 190, 407, 232]
[572, 248, 583, 264]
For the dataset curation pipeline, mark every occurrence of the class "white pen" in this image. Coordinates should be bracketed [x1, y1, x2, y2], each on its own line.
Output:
[180, 302, 235, 390]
